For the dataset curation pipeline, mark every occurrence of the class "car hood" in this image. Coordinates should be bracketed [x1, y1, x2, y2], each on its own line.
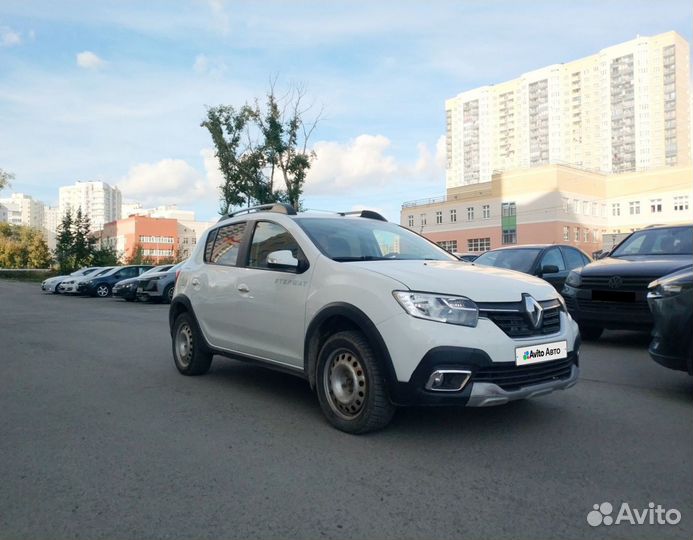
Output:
[350, 260, 556, 302]
[114, 277, 139, 287]
[140, 271, 173, 280]
[579, 255, 692, 278]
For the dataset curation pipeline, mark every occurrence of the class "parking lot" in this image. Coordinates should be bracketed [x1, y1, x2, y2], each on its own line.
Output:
[1, 279, 691, 540]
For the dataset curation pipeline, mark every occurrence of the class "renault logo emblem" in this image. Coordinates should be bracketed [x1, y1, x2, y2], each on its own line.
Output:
[522, 294, 544, 329]
[608, 276, 622, 289]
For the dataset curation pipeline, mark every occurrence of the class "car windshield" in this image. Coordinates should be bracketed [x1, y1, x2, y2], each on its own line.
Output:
[474, 249, 542, 273]
[295, 218, 456, 262]
[611, 227, 693, 257]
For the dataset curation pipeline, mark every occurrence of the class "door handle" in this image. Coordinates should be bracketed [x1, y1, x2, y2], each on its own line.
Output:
[237, 284, 250, 293]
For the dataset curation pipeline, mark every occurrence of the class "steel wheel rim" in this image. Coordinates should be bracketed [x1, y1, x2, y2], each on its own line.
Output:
[96, 285, 109, 297]
[176, 323, 193, 368]
[323, 348, 367, 420]
[167, 287, 174, 301]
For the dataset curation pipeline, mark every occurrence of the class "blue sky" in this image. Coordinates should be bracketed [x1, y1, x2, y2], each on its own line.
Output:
[0, 0, 691, 222]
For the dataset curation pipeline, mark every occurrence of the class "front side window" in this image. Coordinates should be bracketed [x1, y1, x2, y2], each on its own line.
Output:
[208, 222, 246, 266]
[540, 248, 566, 271]
[296, 218, 455, 262]
[561, 247, 589, 269]
[247, 221, 303, 270]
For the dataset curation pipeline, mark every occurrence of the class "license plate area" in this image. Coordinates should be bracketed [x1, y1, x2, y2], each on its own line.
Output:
[592, 290, 636, 302]
[515, 340, 567, 366]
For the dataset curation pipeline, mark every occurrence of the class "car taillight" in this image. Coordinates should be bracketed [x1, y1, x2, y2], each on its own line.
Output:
[175, 270, 181, 282]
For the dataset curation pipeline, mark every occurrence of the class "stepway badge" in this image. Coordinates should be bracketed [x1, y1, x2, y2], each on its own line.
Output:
[515, 340, 567, 365]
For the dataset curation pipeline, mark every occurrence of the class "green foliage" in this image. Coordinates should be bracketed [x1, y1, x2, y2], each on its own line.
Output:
[202, 80, 320, 215]
[125, 243, 156, 265]
[0, 168, 13, 192]
[54, 209, 75, 272]
[72, 208, 96, 269]
[90, 244, 120, 267]
[0, 223, 52, 269]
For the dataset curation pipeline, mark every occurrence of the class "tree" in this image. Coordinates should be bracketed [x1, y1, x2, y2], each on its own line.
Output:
[125, 243, 155, 265]
[202, 79, 321, 215]
[91, 244, 120, 266]
[0, 223, 51, 268]
[0, 168, 13, 192]
[73, 208, 95, 269]
[54, 209, 75, 272]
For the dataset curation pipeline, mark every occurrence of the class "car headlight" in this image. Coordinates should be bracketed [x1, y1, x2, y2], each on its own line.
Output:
[565, 271, 582, 287]
[393, 291, 479, 327]
[648, 279, 691, 298]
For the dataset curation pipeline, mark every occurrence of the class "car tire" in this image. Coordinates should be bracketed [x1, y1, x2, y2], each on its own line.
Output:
[163, 284, 174, 304]
[316, 330, 396, 434]
[95, 284, 111, 298]
[580, 325, 603, 341]
[172, 313, 213, 376]
[53, 282, 62, 294]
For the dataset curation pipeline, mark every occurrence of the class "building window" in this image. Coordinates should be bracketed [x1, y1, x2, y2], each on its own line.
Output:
[563, 226, 569, 241]
[435, 211, 442, 224]
[420, 214, 427, 226]
[502, 229, 516, 244]
[437, 240, 457, 252]
[611, 203, 621, 216]
[629, 201, 640, 215]
[467, 207, 474, 221]
[482, 204, 490, 219]
[584, 229, 589, 242]
[501, 202, 516, 217]
[582, 201, 589, 215]
[650, 199, 662, 213]
[601, 204, 607, 217]
[467, 238, 491, 252]
[575, 227, 580, 242]
[592, 202, 598, 216]
[674, 195, 689, 211]
[450, 209, 457, 223]
[562, 197, 569, 213]
[407, 215, 414, 227]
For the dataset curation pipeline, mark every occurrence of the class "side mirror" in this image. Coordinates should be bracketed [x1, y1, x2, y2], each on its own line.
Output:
[267, 250, 299, 271]
[541, 264, 560, 275]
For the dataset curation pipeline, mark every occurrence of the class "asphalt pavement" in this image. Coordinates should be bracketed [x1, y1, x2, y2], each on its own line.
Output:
[1, 279, 691, 540]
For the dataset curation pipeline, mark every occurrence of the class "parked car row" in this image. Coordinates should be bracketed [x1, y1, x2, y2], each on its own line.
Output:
[41, 262, 184, 303]
[471, 225, 692, 375]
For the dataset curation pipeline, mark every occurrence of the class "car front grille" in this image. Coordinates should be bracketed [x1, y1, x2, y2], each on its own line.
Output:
[474, 355, 575, 391]
[576, 298, 650, 313]
[579, 276, 652, 291]
[478, 299, 562, 338]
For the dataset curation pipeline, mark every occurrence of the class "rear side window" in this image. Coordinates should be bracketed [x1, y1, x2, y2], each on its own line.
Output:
[204, 229, 218, 262]
[208, 222, 246, 266]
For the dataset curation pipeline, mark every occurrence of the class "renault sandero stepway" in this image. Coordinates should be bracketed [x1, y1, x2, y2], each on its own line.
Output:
[169, 204, 580, 433]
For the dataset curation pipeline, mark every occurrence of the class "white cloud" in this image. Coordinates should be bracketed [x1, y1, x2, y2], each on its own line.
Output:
[1, 26, 22, 47]
[76, 51, 106, 70]
[118, 150, 221, 208]
[304, 134, 443, 196]
[207, 0, 230, 34]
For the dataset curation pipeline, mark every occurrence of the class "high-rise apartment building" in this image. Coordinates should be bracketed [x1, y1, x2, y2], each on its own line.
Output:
[58, 181, 122, 232]
[445, 31, 691, 188]
[0, 193, 46, 229]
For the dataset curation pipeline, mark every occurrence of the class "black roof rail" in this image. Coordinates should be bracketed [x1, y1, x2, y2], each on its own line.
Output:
[218, 203, 297, 222]
[337, 210, 388, 222]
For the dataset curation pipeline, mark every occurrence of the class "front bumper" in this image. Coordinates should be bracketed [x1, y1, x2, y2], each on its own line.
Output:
[113, 285, 137, 299]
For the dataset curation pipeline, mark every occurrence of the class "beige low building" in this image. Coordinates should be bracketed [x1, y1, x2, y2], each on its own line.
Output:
[401, 164, 692, 254]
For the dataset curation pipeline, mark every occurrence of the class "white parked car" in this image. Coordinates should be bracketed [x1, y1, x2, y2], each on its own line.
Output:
[59, 266, 114, 294]
[170, 205, 580, 433]
[41, 267, 102, 294]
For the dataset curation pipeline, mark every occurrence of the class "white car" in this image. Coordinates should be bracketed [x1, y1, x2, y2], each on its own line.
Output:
[170, 204, 580, 433]
[41, 267, 102, 294]
[59, 266, 114, 294]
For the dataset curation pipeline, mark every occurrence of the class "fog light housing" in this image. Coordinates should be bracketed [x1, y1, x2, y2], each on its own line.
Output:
[425, 369, 472, 392]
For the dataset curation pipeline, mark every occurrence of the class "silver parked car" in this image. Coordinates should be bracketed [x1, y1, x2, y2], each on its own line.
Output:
[136, 261, 185, 303]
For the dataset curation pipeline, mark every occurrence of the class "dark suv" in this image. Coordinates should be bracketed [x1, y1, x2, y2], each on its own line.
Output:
[78, 265, 153, 297]
[562, 225, 692, 339]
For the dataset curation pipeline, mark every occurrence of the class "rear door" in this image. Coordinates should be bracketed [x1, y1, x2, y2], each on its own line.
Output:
[190, 221, 249, 348]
